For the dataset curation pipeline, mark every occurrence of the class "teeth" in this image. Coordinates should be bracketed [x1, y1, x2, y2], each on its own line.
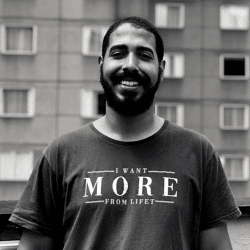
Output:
[121, 81, 139, 87]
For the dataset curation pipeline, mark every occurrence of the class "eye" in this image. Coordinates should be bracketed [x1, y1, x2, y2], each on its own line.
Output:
[137, 47, 154, 61]
[139, 52, 153, 61]
[110, 51, 125, 59]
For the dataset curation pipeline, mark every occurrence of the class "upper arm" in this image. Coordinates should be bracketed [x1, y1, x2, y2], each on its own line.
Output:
[17, 229, 55, 250]
[199, 223, 233, 250]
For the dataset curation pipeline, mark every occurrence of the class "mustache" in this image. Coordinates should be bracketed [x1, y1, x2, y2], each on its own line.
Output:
[110, 71, 150, 83]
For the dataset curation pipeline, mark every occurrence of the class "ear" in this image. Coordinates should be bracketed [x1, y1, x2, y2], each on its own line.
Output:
[159, 59, 166, 82]
[98, 56, 103, 65]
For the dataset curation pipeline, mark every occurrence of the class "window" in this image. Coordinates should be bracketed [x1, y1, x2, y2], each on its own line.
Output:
[155, 103, 184, 126]
[163, 53, 184, 78]
[220, 54, 249, 80]
[81, 89, 106, 118]
[220, 104, 249, 130]
[0, 150, 33, 181]
[82, 26, 108, 56]
[220, 5, 249, 30]
[1, 24, 37, 55]
[220, 155, 249, 181]
[0, 88, 35, 118]
[155, 3, 185, 29]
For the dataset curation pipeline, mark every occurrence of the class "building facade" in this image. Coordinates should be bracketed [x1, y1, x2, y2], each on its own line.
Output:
[0, 0, 250, 202]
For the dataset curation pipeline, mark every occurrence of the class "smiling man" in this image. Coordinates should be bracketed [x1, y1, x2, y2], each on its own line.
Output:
[10, 17, 241, 250]
[99, 23, 164, 117]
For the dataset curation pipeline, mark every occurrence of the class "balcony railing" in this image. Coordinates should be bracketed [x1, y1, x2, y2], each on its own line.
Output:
[0, 201, 21, 250]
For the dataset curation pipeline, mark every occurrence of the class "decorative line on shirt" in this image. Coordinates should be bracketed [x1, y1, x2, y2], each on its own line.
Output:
[87, 170, 115, 174]
[155, 200, 174, 204]
[85, 200, 105, 203]
[148, 171, 176, 174]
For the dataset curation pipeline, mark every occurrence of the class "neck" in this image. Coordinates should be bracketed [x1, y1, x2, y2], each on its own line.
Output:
[93, 105, 164, 141]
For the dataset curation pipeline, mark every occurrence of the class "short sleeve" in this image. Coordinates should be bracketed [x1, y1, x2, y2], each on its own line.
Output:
[9, 155, 63, 237]
[200, 152, 241, 230]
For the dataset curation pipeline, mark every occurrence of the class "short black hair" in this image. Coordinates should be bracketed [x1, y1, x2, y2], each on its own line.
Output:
[102, 16, 164, 62]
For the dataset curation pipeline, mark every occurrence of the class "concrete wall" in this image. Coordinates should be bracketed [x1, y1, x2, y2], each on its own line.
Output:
[0, 0, 115, 200]
[0, 0, 250, 200]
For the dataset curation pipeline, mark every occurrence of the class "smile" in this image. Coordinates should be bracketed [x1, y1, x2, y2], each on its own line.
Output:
[121, 81, 139, 87]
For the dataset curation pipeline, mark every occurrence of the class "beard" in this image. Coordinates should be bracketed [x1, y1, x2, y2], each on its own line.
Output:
[100, 66, 162, 116]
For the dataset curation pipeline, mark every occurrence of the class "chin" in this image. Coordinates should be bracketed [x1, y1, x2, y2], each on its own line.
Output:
[100, 67, 161, 116]
[103, 85, 157, 116]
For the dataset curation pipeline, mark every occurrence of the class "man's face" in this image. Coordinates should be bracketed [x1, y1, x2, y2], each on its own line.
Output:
[99, 23, 165, 116]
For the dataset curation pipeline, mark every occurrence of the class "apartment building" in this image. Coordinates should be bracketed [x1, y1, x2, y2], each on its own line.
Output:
[150, 0, 250, 201]
[0, 0, 249, 202]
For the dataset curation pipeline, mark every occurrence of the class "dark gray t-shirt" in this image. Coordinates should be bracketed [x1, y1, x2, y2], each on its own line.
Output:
[9, 121, 241, 249]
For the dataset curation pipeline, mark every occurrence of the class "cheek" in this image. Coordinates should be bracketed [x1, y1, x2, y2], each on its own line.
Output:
[102, 60, 121, 76]
[147, 66, 161, 82]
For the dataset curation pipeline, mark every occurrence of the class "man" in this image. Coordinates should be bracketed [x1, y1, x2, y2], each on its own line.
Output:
[10, 17, 241, 250]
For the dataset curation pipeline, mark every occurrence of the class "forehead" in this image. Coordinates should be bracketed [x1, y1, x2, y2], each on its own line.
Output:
[108, 23, 156, 52]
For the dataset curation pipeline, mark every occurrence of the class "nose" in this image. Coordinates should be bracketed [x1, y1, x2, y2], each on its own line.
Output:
[122, 53, 138, 72]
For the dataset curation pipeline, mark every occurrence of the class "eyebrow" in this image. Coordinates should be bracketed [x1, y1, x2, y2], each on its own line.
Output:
[109, 45, 127, 54]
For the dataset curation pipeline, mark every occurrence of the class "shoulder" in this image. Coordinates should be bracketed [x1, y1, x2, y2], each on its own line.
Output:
[166, 121, 213, 148]
[164, 121, 217, 163]
[42, 123, 95, 163]
[48, 123, 92, 146]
